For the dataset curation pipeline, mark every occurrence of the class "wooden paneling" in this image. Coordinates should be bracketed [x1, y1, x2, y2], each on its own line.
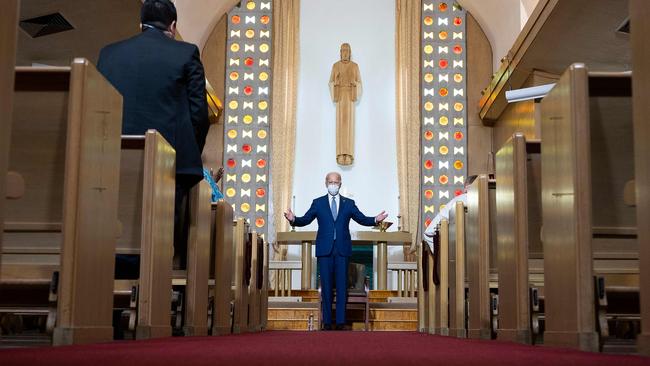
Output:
[201, 13, 227, 175]
[466, 175, 491, 339]
[495, 134, 531, 343]
[184, 181, 212, 336]
[135, 131, 175, 340]
[631, 0, 650, 356]
[466, 12, 493, 176]
[211, 200, 234, 335]
[436, 219, 449, 335]
[0, 0, 20, 275]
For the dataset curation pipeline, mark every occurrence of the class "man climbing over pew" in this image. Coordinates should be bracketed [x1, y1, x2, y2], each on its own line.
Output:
[97, 0, 210, 269]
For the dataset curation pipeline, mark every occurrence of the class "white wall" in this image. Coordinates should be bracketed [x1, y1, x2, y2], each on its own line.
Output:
[291, 0, 400, 289]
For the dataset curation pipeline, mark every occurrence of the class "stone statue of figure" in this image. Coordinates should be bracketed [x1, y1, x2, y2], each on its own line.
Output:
[329, 43, 361, 166]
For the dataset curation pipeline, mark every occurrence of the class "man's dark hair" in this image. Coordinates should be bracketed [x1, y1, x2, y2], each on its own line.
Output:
[141, 0, 177, 31]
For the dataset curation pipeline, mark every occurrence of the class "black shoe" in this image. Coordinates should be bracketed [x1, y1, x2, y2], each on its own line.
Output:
[323, 324, 332, 331]
[335, 324, 345, 331]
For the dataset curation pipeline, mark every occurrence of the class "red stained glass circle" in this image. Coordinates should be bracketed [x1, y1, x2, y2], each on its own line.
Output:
[227, 158, 236, 168]
[425, 160, 433, 170]
[256, 188, 266, 198]
[244, 57, 254, 67]
[231, 15, 240, 24]
[454, 17, 462, 26]
[242, 144, 252, 153]
[257, 159, 266, 168]
[454, 131, 464, 141]
[439, 59, 448, 68]
[244, 86, 253, 95]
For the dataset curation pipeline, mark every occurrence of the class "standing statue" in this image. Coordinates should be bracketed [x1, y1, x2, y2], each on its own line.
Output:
[329, 43, 361, 166]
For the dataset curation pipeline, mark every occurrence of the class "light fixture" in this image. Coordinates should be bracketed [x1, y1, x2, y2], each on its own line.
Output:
[505, 83, 556, 103]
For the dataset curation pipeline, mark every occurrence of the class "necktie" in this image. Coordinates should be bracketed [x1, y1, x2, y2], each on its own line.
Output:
[331, 196, 338, 220]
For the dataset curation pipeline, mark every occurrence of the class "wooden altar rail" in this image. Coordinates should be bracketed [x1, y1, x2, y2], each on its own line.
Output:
[631, 0, 650, 356]
[388, 262, 417, 298]
[0, 0, 20, 275]
[1, 60, 123, 345]
[275, 231, 412, 291]
[540, 65, 638, 352]
[269, 260, 301, 297]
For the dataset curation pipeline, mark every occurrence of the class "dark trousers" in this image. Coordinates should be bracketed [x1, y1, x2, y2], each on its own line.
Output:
[319, 243, 349, 326]
[173, 177, 194, 269]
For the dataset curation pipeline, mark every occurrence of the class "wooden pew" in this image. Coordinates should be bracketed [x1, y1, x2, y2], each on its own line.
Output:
[232, 218, 250, 333]
[434, 219, 449, 335]
[1, 59, 122, 345]
[0, 0, 20, 275]
[182, 180, 212, 336]
[540, 64, 637, 351]
[466, 175, 495, 340]
[260, 240, 269, 330]
[631, 0, 650, 355]
[247, 232, 265, 332]
[448, 201, 466, 338]
[495, 134, 542, 344]
[210, 200, 234, 335]
[117, 130, 175, 339]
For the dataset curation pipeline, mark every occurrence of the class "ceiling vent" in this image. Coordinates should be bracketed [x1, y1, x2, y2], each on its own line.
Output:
[20, 13, 74, 38]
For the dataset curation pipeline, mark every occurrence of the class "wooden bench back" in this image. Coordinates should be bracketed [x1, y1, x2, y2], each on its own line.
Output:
[211, 200, 234, 335]
[448, 201, 466, 338]
[0, 0, 20, 274]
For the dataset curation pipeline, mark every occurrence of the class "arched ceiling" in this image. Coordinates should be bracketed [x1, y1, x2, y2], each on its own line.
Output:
[175, 0, 537, 70]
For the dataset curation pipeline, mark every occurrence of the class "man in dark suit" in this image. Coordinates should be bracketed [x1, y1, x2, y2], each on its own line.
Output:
[284, 172, 388, 330]
[97, 0, 209, 268]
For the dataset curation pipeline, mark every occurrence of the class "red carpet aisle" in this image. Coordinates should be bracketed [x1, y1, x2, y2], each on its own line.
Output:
[2, 331, 650, 366]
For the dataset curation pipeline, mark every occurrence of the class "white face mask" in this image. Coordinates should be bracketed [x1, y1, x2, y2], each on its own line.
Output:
[327, 184, 340, 196]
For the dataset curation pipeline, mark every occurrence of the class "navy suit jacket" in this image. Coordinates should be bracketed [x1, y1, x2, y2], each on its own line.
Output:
[292, 195, 376, 257]
[97, 28, 209, 185]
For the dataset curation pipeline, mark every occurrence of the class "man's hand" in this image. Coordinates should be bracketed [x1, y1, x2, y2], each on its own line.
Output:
[375, 210, 388, 223]
[284, 208, 295, 223]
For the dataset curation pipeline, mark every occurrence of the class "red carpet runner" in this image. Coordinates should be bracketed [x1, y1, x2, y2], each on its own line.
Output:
[2, 331, 650, 366]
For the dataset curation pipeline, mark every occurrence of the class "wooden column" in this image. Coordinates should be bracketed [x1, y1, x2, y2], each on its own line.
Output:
[53, 59, 123, 345]
[495, 134, 531, 343]
[377, 241, 388, 290]
[451, 201, 466, 338]
[0, 0, 19, 276]
[301, 241, 312, 289]
[417, 241, 427, 332]
[184, 181, 212, 336]
[466, 175, 491, 340]
[427, 243, 436, 334]
[631, 0, 650, 356]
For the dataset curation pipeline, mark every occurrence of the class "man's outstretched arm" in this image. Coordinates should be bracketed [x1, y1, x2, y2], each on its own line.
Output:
[351, 203, 387, 226]
[285, 200, 318, 227]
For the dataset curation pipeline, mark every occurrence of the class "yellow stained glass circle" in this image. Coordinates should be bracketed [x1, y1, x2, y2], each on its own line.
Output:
[245, 29, 255, 38]
[454, 73, 463, 83]
[242, 173, 251, 183]
[226, 188, 236, 197]
[229, 71, 239, 81]
[424, 101, 434, 112]
[246, 1, 256, 10]
[454, 160, 464, 170]
[439, 116, 449, 126]
[241, 203, 250, 213]
[454, 102, 464, 112]
[227, 129, 237, 139]
[439, 146, 449, 155]
[229, 100, 238, 110]
[260, 43, 269, 53]
[243, 115, 253, 124]
[424, 73, 434, 83]
[424, 16, 433, 26]
[439, 31, 448, 40]
[258, 101, 268, 110]
[230, 43, 240, 52]
[259, 72, 269, 81]
[257, 130, 267, 139]
[424, 45, 433, 55]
